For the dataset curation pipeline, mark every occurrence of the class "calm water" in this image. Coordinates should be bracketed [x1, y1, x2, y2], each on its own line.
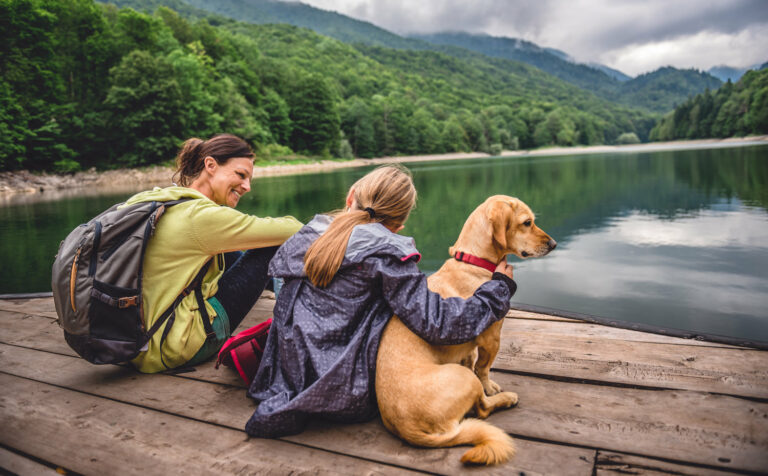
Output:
[2, 145, 767, 342]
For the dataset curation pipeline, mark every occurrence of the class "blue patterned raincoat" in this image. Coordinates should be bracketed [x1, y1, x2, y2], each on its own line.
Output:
[246, 215, 516, 437]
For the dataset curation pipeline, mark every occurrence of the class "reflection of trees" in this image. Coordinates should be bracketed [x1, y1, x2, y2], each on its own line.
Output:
[242, 145, 767, 268]
[2, 146, 766, 292]
[404, 145, 768, 264]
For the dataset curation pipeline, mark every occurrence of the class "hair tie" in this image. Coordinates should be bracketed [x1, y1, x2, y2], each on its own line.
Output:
[364, 207, 376, 218]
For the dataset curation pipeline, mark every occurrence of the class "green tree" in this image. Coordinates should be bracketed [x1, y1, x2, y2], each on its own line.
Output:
[104, 50, 186, 166]
[341, 98, 376, 157]
[261, 88, 292, 145]
[288, 74, 340, 155]
[441, 116, 468, 152]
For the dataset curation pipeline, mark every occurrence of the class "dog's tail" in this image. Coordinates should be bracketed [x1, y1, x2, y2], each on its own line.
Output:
[406, 418, 515, 465]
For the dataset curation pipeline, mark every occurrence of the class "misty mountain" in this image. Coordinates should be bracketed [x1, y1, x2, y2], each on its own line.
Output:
[589, 63, 632, 82]
[111, 0, 723, 113]
[620, 67, 723, 112]
[707, 63, 766, 82]
[410, 32, 621, 96]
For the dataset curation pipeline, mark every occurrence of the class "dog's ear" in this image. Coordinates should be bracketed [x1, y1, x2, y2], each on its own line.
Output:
[486, 200, 513, 249]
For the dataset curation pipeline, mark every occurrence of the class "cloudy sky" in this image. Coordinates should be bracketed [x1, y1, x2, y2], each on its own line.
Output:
[293, 0, 768, 77]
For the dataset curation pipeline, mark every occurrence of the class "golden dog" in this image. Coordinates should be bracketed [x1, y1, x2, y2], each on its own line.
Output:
[375, 195, 556, 465]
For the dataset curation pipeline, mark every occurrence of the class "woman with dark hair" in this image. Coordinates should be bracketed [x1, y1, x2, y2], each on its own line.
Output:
[125, 134, 302, 373]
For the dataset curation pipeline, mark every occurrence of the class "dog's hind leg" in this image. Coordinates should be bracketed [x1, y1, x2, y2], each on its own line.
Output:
[474, 389, 518, 419]
[474, 320, 503, 395]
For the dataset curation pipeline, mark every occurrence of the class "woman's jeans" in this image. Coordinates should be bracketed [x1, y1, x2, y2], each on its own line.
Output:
[185, 246, 278, 366]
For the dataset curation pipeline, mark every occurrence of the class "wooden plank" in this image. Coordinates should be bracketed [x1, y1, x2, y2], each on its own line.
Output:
[4, 299, 767, 471]
[1, 295, 742, 349]
[0, 343, 595, 476]
[0, 374, 420, 476]
[6, 311, 765, 402]
[485, 372, 768, 473]
[0, 446, 60, 476]
[508, 308, 584, 323]
[286, 420, 594, 476]
[495, 328, 768, 398]
[0, 310, 72, 355]
[0, 298, 58, 319]
[594, 451, 739, 476]
[505, 317, 741, 348]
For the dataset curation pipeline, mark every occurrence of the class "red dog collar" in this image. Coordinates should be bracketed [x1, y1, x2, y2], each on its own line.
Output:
[453, 251, 498, 273]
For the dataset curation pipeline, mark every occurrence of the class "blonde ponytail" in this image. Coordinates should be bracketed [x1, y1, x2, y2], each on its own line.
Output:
[304, 165, 417, 288]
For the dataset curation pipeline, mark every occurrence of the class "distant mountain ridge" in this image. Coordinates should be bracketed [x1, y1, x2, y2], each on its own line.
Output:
[410, 32, 622, 97]
[409, 32, 723, 112]
[707, 63, 767, 82]
[113, 0, 723, 113]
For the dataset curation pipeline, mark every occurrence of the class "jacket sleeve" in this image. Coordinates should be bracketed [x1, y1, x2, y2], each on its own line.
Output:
[378, 257, 515, 345]
[188, 200, 303, 255]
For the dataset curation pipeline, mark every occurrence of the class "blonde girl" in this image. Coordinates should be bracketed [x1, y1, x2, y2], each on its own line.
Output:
[246, 165, 516, 437]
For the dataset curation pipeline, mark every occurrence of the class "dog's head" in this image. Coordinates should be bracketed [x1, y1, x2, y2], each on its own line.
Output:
[483, 195, 556, 259]
[450, 195, 556, 261]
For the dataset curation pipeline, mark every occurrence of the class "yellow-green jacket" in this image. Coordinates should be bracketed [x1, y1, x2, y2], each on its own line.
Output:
[123, 186, 302, 373]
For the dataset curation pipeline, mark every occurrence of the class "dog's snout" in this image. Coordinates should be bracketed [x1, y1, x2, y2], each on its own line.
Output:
[547, 239, 557, 250]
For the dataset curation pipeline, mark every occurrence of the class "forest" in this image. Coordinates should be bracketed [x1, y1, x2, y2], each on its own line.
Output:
[0, 0, 761, 173]
[1, 0, 664, 172]
[650, 69, 768, 141]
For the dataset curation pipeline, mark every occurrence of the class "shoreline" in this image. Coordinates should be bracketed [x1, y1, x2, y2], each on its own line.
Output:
[2, 135, 766, 205]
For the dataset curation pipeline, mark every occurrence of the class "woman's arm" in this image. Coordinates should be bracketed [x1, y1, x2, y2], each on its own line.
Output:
[378, 258, 516, 345]
[189, 200, 303, 254]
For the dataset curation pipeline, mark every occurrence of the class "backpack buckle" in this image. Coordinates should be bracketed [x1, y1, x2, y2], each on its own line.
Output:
[118, 296, 138, 308]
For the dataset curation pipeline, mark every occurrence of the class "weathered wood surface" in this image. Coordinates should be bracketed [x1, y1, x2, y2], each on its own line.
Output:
[5, 299, 767, 399]
[594, 451, 737, 476]
[0, 343, 594, 476]
[0, 374, 420, 476]
[1, 296, 767, 475]
[0, 447, 60, 476]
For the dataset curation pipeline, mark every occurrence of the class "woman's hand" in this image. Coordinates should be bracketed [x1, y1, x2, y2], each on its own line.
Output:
[495, 258, 514, 280]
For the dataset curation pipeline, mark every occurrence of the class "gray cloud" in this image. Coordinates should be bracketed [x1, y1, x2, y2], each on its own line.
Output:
[297, 0, 768, 75]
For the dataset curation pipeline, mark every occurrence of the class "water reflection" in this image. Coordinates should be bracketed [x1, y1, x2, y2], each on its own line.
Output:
[515, 207, 768, 341]
[1, 144, 767, 341]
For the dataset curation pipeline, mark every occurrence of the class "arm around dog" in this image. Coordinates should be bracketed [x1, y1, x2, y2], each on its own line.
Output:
[379, 258, 516, 345]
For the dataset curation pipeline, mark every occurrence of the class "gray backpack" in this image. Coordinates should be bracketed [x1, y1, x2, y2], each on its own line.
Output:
[52, 199, 215, 365]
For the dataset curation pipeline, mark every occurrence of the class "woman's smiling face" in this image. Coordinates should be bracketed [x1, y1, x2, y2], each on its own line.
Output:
[208, 156, 254, 207]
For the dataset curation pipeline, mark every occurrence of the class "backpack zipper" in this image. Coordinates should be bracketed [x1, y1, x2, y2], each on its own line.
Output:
[70, 247, 82, 312]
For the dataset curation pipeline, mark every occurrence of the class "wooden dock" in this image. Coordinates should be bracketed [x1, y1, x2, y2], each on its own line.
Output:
[1, 295, 766, 475]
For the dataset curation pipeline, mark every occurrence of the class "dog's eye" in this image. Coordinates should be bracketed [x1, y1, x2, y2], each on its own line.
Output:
[524, 220, 532, 227]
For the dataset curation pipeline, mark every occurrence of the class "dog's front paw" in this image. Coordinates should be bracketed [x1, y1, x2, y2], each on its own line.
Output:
[482, 378, 502, 396]
[502, 391, 519, 408]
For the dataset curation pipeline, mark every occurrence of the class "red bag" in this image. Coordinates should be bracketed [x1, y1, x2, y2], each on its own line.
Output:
[215, 319, 271, 385]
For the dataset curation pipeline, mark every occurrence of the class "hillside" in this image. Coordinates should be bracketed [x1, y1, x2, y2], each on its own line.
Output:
[619, 67, 722, 113]
[708, 63, 767, 82]
[409, 32, 724, 113]
[1, 0, 659, 172]
[650, 68, 768, 141]
[122, 0, 720, 113]
[410, 32, 621, 98]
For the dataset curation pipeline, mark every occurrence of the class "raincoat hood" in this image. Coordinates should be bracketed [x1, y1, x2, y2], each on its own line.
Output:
[268, 214, 421, 279]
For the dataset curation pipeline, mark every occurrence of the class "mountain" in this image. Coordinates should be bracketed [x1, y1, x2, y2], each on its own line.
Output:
[621, 67, 722, 113]
[408, 32, 724, 112]
[4, 0, 661, 172]
[180, 0, 427, 49]
[409, 32, 621, 97]
[707, 63, 766, 82]
[115, 0, 724, 113]
[589, 63, 632, 82]
[650, 68, 768, 140]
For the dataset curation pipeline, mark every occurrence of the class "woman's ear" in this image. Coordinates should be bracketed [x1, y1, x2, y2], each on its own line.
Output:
[203, 156, 217, 175]
[345, 187, 356, 209]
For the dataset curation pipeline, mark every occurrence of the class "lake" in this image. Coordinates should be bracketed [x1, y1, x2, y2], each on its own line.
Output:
[2, 143, 767, 342]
